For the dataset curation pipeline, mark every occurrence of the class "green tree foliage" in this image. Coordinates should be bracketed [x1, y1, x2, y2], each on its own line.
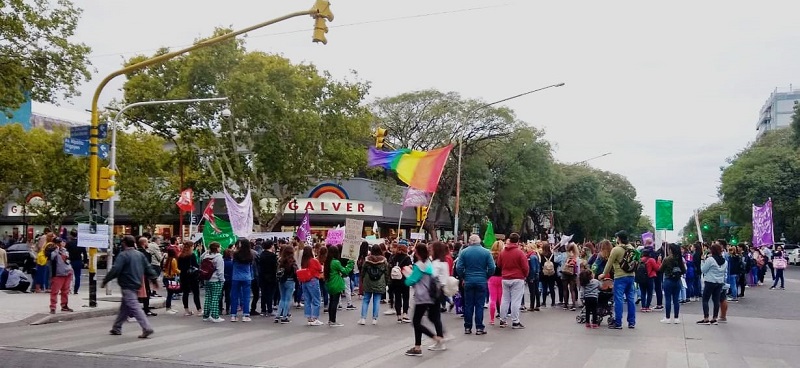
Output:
[0, 0, 92, 114]
[119, 28, 372, 230]
[633, 215, 655, 235]
[681, 202, 732, 243]
[115, 131, 177, 233]
[719, 128, 800, 241]
[0, 124, 38, 206]
[790, 103, 800, 147]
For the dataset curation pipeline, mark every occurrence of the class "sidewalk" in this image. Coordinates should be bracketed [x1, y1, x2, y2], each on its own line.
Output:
[0, 288, 165, 326]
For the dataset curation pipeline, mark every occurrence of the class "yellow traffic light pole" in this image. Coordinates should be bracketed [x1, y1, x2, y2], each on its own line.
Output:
[85, 0, 334, 307]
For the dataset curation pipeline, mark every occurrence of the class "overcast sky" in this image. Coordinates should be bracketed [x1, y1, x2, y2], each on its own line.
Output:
[56, 0, 800, 240]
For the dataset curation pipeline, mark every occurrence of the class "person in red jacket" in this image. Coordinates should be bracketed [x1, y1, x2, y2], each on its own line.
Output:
[638, 250, 661, 312]
[496, 233, 529, 329]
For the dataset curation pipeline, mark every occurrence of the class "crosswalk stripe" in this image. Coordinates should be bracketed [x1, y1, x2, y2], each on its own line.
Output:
[18, 325, 109, 345]
[145, 329, 278, 359]
[257, 334, 379, 367]
[666, 352, 689, 368]
[46, 325, 188, 351]
[688, 353, 709, 368]
[502, 343, 559, 368]
[96, 327, 225, 354]
[12, 319, 108, 338]
[582, 348, 630, 368]
[744, 356, 791, 368]
[409, 340, 491, 368]
[219, 332, 327, 365]
[329, 337, 410, 368]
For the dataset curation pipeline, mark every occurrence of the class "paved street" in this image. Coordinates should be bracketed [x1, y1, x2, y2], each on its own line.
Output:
[1, 267, 799, 368]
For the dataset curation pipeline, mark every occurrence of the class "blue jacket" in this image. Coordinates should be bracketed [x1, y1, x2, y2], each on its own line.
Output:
[224, 258, 233, 281]
[701, 256, 727, 284]
[232, 260, 253, 282]
[455, 243, 495, 284]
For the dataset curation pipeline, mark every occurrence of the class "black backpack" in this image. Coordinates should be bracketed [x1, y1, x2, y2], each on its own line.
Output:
[635, 261, 648, 284]
[620, 246, 639, 273]
[365, 262, 385, 282]
[427, 273, 442, 302]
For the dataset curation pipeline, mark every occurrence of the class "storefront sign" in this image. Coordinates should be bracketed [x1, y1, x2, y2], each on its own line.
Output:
[273, 198, 383, 217]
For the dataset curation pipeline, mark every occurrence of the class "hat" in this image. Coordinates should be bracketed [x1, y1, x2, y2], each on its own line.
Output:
[468, 234, 481, 244]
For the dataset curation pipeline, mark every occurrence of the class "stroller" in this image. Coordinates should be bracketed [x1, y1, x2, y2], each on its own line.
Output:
[576, 284, 614, 325]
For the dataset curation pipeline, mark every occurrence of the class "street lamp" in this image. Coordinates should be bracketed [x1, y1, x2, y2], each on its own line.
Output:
[452, 83, 565, 240]
[103, 97, 227, 296]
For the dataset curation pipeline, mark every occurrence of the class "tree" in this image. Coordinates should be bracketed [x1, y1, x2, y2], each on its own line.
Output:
[719, 128, 800, 241]
[23, 127, 88, 230]
[0, 124, 38, 206]
[0, 0, 92, 114]
[119, 29, 372, 230]
[790, 103, 800, 147]
[681, 202, 732, 243]
[115, 131, 178, 233]
[633, 215, 655, 235]
[552, 165, 618, 242]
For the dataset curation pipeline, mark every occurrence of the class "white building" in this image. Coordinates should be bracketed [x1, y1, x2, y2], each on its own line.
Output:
[755, 86, 800, 139]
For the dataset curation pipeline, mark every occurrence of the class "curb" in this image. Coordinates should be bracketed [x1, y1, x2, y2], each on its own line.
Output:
[29, 299, 166, 326]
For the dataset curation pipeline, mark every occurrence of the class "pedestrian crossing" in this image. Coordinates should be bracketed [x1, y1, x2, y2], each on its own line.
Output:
[1, 316, 796, 368]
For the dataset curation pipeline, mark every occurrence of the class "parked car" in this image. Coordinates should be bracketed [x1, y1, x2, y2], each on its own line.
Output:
[785, 244, 799, 265]
[5, 243, 36, 274]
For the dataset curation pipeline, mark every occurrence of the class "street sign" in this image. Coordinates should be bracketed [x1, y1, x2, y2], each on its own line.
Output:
[63, 138, 89, 156]
[98, 123, 108, 139]
[70, 125, 90, 139]
[98, 143, 109, 160]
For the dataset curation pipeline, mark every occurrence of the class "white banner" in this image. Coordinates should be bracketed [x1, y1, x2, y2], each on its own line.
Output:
[261, 198, 383, 217]
[694, 209, 704, 243]
[77, 223, 110, 249]
[342, 218, 364, 260]
[410, 232, 425, 240]
[248, 232, 294, 240]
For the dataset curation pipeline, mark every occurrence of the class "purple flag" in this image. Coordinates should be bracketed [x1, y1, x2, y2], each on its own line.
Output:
[298, 210, 312, 244]
[641, 232, 654, 245]
[752, 199, 774, 247]
[402, 187, 430, 208]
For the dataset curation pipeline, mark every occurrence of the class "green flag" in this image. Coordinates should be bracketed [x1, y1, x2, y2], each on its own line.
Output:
[655, 199, 674, 230]
[203, 217, 237, 251]
[483, 220, 497, 249]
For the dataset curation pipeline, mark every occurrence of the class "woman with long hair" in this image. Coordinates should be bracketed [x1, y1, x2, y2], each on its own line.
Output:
[404, 243, 445, 357]
[324, 245, 354, 326]
[697, 243, 727, 325]
[300, 245, 324, 326]
[276, 245, 297, 323]
[177, 241, 202, 316]
[201, 242, 226, 323]
[539, 243, 556, 307]
[488, 240, 504, 324]
[659, 243, 686, 324]
[230, 239, 254, 322]
[592, 240, 613, 278]
[162, 247, 180, 314]
[389, 243, 413, 323]
[359, 244, 389, 325]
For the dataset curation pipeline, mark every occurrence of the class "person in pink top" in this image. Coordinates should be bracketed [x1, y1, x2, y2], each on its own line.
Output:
[496, 233, 529, 329]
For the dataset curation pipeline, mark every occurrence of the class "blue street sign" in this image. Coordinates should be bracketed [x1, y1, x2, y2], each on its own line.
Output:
[98, 143, 109, 160]
[98, 123, 108, 139]
[70, 125, 90, 139]
[63, 138, 89, 156]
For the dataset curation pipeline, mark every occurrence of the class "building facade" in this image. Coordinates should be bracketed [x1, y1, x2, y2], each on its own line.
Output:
[755, 86, 800, 139]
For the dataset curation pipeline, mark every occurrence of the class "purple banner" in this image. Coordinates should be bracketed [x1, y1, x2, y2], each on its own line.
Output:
[752, 199, 774, 247]
[641, 232, 654, 245]
[298, 210, 312, 244]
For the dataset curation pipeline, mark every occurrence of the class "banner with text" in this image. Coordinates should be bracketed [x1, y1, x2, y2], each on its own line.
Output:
[342, 218, 364, 260]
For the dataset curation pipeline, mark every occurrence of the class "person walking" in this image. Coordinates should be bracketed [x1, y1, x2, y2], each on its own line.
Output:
[770, 245, 787, 290]
[202, 242, 225, 323]
[403, 243, 445, 357]
[601, 231, 637, 329]
[497, 233, 529, 329]
[102, 235, 159, 338]
[455, 234, 495, 335]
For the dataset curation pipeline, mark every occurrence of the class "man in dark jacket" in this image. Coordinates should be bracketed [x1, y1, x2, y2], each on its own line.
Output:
[65, 229, 87, 294]
[102, 235, 159, 338]
[258, 240, 278, 316]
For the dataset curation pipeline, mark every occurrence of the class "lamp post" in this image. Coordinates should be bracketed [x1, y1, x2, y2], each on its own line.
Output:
[104, 97, 228, 296]
[452, 83, 565, 240]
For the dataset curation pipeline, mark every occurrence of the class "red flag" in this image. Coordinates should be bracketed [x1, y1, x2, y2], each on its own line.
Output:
[203, 199, 220, 233]
[176, 188, 194, 212]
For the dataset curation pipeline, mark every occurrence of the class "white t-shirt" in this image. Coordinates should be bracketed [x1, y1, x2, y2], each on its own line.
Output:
[432, 259, 449, 286]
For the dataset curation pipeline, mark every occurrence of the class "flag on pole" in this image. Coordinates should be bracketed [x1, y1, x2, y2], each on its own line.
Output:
[202, 200, 220, 233]
[176, 188, 195, 212]
[367, 145, 453, 193]
[202, 217, 236, 251]
[372, 221, 379, 235]
[297, 210, 312, 244]
[223, 188, 253, 239]
[402, 187, 430, 208]
[694, 209, 704, 243]
[483, 220, 496, 249]
[655, 199, 674, 231]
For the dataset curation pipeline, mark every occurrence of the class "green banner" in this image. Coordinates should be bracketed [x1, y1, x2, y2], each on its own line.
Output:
[655, 199, 674, 231]
[203, 217, 237, 251]
[483, 220, 497, 249]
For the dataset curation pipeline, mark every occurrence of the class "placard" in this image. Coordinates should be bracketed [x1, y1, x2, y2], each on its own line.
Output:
[342, 218, 363, 260]
[77, 223, 110, 249]
[326, 228, 345, 245]
[410, 232, 425, 240]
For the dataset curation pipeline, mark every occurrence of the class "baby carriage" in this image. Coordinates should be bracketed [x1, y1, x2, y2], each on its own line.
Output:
[576, 282, 614, 325]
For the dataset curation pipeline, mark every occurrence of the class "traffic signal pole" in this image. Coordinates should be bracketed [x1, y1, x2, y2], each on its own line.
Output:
[86, 1, 333, 307]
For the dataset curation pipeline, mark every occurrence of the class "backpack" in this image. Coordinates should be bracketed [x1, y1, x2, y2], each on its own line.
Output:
[390, 256, 406, 280]
[619, 246, 639, 273]
[366, 262, 385, 282]
[542, 255, 556, 276]
[561, 257, 576, 276]
[427, 273, 443, 302]
[527, 254, 541, 281]
[199, 257, 216, 281]
[635, 261, 648, 284]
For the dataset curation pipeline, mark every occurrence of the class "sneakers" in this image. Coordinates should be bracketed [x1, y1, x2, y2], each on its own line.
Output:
[280, 317, 291, 324]
[346, 305, 357, 311]
[696, 320, 711, 325]
[109, 330, 121, 335]
[230, 316, 238, 322]
[718, 317, 727, 323]
[628, 324, 635, 329]
[512, 322, 525, 329]
[166, 309, 178, 315]
[202, 317, 210, 321]
[358, 318, 366, 325]
[608, 323, 623, 329]
[241, 316, 252, 322]
[309, 319, 324, 326]
[210, 317, 225, 323]
[138, 329, 154, 339]
[61, 307, 74, 312]
[673, 318, 681, 324]
[328, 322, 344, 327]
[475, 329, 487, 335]
[405, 348, 422, 357]
[498, 320, 508, 328]
[127, 317, 136, 323]
[427, 341, 447, 351]
[372, 319, 378, 325]
[384, 309, 396, 315]
[710, 320, 718, 325]
[660, 318, 672, 324]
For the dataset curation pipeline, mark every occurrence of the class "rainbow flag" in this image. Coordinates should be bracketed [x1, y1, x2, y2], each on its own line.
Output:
[368, 145, 453, 193]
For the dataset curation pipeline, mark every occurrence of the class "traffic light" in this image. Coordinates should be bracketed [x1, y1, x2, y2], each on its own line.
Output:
[310, 0, 334, 45]
[98, 167, 117, 200]
[702, 224, 710, 231]
[375, 128, 387, 149]
[730, 237, 738, 245]
[416, 206, 429, 226]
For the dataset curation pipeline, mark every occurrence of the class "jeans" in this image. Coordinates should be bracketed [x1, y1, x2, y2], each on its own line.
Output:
[654, 273, 663, 306]
[728, 275, 738, 299]
[35, 265, 50, 290]
[613, 276, 636, 327]
[361, 292, 381, 320]
[702, 281, 723, 319]
[112, 288, 152, 333]
[527, 279, 540, 308]
[278, 280, 295, 318]
[662, 278, 681, 318]
[230, 279, 251, 316]
[463, 282, 487, 330]
[679, 280, 686, 302]
[772, 269, 785, 288]
[302, 278, 322, 319]
[685, 276, 696, 298]
[71, 260, 83, 293]
[639, 278, 654, 308]
[260, 280, 277, 314]
[163, 277, 178, 309]
[412, 304, 443, 346]
[500, 279, 525, 323]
